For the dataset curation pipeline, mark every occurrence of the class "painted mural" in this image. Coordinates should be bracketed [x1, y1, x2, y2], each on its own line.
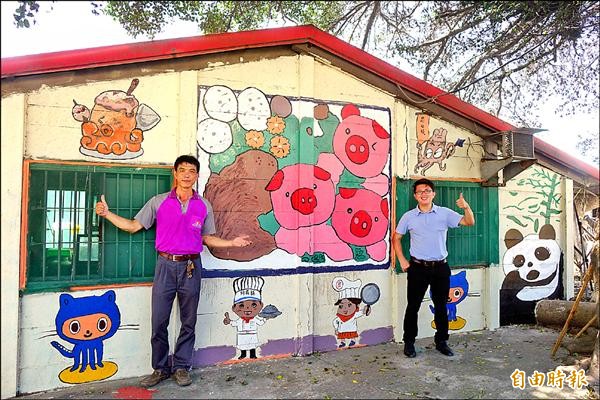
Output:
[502, 168, 562, 232]
[73, 78, 161, 160]
[197, 86, 391, 273]
[500, 225, 564, 325]
[223, 276, 281, 360]
[331, 277, 380, 348]
[429, 270, 470, 330]
[50, 290, 121, 384]
[414, 114, 464, 175]
[500, 168, 564, 325]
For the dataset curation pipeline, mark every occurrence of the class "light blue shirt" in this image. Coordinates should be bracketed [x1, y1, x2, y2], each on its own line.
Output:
[395, 204, 463, 261]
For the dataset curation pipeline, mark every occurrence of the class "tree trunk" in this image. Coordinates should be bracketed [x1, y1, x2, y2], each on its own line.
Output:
[535, 300, 599, 328]
[590, 332, 599, 387]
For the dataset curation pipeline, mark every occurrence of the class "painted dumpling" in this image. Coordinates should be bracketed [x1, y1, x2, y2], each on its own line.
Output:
[203, 85, 238, 122]
[197, 118, 233, 154]
[237, 87, 271, 131]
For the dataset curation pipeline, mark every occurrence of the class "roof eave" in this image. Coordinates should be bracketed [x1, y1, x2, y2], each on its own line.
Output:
[2, 25, 598, 186]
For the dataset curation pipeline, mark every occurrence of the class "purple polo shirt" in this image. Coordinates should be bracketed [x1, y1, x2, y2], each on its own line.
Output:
[135, 189, 216, 254]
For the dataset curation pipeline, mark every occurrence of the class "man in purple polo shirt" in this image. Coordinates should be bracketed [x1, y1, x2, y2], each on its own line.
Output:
[95, 155, 251, 387]
[392, 178, 474, 358]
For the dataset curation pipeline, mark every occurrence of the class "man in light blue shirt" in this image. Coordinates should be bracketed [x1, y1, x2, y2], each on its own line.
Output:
[392, 178, 474, 358]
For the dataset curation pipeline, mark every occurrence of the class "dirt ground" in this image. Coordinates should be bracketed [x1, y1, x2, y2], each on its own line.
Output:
[15, 324, 599, 399]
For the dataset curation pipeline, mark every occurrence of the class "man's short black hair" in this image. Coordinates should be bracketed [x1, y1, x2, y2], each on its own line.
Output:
[413, 178, 435, 193]
[174, 155, 200, 173]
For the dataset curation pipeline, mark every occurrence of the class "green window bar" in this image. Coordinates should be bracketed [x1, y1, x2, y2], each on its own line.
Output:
[26, 162, 172, 293]
[394, 178, 499, 273]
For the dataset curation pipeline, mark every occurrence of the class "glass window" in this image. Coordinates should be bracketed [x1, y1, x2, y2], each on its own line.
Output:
[25, 162, 172, 292]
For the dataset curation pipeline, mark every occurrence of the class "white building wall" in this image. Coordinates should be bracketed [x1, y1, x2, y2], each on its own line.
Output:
[1, 93, 26, 399]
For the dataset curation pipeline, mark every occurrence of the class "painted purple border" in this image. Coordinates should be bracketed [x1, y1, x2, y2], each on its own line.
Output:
[191, 326, 394, 367]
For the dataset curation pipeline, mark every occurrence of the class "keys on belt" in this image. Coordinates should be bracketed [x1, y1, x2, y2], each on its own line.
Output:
[158, 251, 200, 262]
[186, 260, 194, 279]
[158, 252, 199, 279]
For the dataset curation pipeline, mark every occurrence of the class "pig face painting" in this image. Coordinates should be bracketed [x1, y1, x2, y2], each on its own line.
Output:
[265, 163, 353, 261]
[331, 188, 389, 261]
[266, 164, 336, 230]
[332, 104, 390, 179]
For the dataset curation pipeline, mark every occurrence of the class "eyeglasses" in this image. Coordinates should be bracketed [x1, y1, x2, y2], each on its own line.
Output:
[415, 189, 433, 195]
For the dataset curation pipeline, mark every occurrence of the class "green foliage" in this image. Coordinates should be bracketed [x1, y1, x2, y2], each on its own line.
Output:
[12, 0, 40, 28]
[576, 133, 599, 165]
[257, 211, 280, 236]
[350, 244, 369, 262]
[301, 252, 326, 264]
[399, 1, 599, 125]
[317, 112, 340, 139]
[299, 116, 334, 163]
[502, 168, 562, 231]
[337, 169, 366, 191]
[101, 1, 344, 39]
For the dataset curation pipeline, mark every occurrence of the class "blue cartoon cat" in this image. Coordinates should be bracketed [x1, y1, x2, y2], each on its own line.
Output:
[51, 290, 121, 373]
[429, 271, 469, 330]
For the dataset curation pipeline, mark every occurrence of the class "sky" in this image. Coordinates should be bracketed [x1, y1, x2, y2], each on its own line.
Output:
[2, 1, 598, 168]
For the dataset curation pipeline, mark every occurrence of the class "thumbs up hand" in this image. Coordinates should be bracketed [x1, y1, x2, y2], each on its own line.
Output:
[96, 194, 109, 217]
[223, 312, 231, 325]
[456, 192, 470, 210]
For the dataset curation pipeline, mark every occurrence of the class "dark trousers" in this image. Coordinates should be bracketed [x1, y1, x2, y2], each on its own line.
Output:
[402, 260, 450, 345]
[151, 256, 202, 373]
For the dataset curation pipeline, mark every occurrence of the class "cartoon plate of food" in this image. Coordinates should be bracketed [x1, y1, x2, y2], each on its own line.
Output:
[75, 79, 160, 160]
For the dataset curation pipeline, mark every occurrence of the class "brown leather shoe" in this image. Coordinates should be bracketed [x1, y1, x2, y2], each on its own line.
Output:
[140, 370, 170, 388]
[172, 368, 192, 386]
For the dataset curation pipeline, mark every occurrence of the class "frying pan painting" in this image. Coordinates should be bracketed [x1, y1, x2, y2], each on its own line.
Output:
[361, 283, 380, 305]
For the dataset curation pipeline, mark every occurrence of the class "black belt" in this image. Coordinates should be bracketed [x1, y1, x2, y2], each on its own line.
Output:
[158, 251, 200, 262]
[410, 257, 446, 267]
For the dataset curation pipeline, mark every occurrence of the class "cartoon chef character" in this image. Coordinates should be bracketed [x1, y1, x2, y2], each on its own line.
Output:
[223, 276, 266, 359]
[332, 277, 371, 348]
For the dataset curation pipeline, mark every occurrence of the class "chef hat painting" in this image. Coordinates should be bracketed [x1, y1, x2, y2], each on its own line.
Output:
[332, 276, 362, 300]
[233, 276, 265, 303]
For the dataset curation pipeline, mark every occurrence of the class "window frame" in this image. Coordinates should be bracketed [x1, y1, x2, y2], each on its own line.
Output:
[20, 160, 173, 293]
[393, 178, 499, 273]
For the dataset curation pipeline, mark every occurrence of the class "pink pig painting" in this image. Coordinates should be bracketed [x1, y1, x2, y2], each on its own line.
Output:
[318, 104, 390, 197]
[331, 188, 389, 261]
[265, 163, 353, 261]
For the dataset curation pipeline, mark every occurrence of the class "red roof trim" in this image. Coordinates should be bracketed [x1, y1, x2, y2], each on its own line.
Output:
[2, 25, 597, 181]
[534, 137, 599, 179]
[1, 26, 314, 77]
[0, 25, 514, 132]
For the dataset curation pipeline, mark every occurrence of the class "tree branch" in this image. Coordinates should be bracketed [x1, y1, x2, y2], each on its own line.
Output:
[361, 1, 381, 49]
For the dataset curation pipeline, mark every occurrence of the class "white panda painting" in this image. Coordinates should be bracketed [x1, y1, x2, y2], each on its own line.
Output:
[499, 224, 564, 325]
